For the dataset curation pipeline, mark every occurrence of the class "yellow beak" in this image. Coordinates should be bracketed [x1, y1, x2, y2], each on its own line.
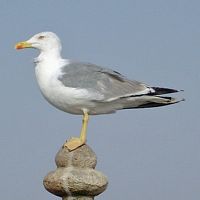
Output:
[15, 41, 32, 50]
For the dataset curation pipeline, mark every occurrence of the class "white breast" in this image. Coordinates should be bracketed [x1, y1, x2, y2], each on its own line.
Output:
[34, 59, 96, 114]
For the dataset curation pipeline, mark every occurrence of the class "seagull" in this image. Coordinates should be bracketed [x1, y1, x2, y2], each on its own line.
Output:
[15, 32, 183, 151]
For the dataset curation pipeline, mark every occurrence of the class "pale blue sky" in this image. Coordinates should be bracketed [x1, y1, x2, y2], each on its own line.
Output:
[0, 0, 199, 199]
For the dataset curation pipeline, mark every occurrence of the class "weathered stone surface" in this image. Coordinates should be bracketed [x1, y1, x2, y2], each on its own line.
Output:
[63, 197, 93, 200]
[43, 167, 108, 197]
[55, 145, 97, 168]
[43, 144, 108, 199]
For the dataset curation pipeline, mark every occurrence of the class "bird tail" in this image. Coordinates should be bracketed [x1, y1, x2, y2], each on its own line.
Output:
[122, 89, 184, 109]
[132, 96, 184, 109]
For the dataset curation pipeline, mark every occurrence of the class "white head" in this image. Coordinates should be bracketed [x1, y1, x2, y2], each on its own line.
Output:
[15, 32, 62, 54]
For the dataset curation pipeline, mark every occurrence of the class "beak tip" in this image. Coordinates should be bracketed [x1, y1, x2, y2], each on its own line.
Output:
[15, 43, 23, 50]
[15, 45, 20, 50]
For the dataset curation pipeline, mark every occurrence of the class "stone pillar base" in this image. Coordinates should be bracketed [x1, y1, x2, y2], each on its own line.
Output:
[43, 144, 108, 199]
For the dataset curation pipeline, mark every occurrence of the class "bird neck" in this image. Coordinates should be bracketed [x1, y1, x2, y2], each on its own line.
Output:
[35, 49, 62, 64]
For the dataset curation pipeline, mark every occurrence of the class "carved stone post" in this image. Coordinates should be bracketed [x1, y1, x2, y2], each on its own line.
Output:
[43, 144, 108, 200]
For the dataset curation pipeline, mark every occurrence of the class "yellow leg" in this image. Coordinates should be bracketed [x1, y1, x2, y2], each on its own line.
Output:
[80, 111, 89, 143]
[64, 110, 89, 151]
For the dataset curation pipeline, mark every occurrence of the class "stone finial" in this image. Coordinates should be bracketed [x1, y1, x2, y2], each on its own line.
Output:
[43, 144, 108, 200]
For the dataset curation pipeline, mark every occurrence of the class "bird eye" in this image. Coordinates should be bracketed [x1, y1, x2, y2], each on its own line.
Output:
[38, 35, 45, 39]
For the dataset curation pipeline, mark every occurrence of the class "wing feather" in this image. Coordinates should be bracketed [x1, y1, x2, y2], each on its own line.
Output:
[58, 61, 153, 101]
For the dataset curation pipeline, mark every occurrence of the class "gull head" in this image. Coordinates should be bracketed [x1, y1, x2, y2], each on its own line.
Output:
[15, 32, 62, 53]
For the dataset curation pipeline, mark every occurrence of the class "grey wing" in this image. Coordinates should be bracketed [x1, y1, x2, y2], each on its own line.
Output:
[58, 61, 152, 101]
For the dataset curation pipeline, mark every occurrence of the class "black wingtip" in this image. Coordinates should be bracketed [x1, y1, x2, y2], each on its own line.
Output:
[152, 87, 181, 95]
[181, 98, 186, 101]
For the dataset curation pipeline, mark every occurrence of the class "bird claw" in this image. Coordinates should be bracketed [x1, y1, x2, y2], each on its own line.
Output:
[63, 137, 85, 151]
